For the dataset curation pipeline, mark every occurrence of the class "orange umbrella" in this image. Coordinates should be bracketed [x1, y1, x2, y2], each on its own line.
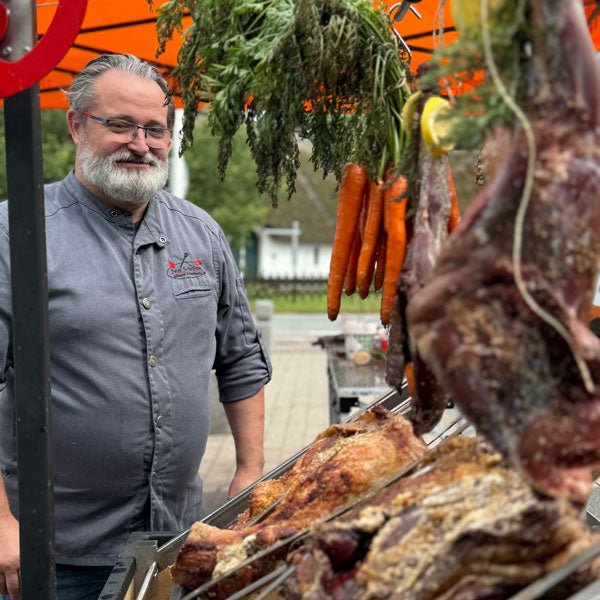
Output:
[31, 0, 600, 109]
[35, 0, 189, 108]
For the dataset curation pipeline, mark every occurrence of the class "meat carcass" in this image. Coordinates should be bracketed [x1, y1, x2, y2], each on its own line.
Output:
[408, 0, 600, 502]
[171, 407, 427, 593]
[385, 144, 453, 434]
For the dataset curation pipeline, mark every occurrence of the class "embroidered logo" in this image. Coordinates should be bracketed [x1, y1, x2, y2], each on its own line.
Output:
[167, 253, 206, 278]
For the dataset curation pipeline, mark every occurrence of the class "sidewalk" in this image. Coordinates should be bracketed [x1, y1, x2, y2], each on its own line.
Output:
[199, 336, 331, 515]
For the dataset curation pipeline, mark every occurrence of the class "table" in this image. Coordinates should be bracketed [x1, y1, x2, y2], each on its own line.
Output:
[326, 344, 394, 423]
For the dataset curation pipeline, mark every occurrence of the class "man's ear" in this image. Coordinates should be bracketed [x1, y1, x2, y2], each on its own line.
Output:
[66, 109, 82, 144]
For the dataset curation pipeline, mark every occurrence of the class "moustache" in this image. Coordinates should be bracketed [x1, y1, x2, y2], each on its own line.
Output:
[110, 150, 160, 167]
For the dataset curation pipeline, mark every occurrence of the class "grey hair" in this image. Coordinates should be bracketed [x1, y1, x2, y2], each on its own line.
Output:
[65, 54, 174, 129]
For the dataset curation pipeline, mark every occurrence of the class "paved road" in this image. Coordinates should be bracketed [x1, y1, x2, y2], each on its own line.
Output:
[268, 312, 379, 340]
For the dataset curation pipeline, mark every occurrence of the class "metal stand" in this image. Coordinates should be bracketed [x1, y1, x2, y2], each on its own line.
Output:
[3, 0, 55, 593]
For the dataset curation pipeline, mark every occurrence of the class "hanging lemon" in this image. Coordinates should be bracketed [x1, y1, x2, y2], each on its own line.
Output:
[420, 97, 456, 157]
[401, 91, 422, 137]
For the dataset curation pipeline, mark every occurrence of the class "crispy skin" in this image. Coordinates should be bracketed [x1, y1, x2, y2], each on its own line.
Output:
[172, 407, 427, 593]
[283, 437, 600, 600]
[236, 407, 410, 527]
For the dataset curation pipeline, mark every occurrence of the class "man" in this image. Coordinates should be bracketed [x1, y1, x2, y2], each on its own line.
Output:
[0, 54, 271, 599]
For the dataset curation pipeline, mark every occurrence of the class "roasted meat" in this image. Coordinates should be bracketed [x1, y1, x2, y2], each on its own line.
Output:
[408, 0, 600, 502]
[385, 149, 452, 433]
[283, 437, 600, 600]
[171, 407, 427, 593]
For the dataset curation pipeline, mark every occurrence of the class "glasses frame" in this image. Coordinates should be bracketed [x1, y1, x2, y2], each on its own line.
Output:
[81, 111, 172, 148]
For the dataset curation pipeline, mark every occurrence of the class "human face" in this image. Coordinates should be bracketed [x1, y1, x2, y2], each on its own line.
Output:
[68, 70, 173, 209]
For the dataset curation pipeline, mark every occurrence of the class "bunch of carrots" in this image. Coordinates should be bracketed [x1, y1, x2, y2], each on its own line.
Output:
[327, 162, 461, 326]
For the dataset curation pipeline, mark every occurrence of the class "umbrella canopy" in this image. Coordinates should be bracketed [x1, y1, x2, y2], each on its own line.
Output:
[31, 0, 600, 109]
[35, 0, 189, 108]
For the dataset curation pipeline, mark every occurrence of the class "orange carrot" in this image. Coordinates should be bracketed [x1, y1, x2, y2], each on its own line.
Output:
[373, 231, 387, 292]
[357, 180, 384, 292]
[380, 175, 408, 326]
[448, 170, 461, 232]
[404, 362, 415, 398]
[327, 163, 368, 320]
[344, 232, 362, 296]
[345, 190, 368, 295]
[358, 242, 376, 299]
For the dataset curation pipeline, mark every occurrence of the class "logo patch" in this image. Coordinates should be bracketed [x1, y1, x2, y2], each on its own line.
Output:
[167, 253, 206, 278]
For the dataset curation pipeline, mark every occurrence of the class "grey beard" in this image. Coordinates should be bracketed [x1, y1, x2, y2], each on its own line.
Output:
[79, 146, 169, 205]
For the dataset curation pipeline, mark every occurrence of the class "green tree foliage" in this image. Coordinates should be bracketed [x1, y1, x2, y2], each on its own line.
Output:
[184, 115, 270, 251]
[0, 110, 75, 199]
[0, 111, 269, 250]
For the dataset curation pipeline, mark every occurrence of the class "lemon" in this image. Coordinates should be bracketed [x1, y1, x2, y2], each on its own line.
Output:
[420, 97, 456, 157]
[451, 0, 510, 39]
[401, 91, 422, 137]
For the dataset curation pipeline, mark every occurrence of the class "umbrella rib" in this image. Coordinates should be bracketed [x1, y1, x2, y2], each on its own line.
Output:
[68, 43, 176, 71]
[401, 25, 456, 41]
[77, 12, 191, 35]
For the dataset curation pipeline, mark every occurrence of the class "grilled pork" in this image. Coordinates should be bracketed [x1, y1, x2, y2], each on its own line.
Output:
[171, 407, 427, 593]
[408, 0, 600, 502]
[284, 437, 600, 600]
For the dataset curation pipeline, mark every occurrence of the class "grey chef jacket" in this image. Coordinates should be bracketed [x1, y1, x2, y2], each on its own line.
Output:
[0, 172, 272, 565]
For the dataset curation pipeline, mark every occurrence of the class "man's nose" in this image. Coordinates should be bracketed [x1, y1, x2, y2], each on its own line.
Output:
[127, 127, 150, 152]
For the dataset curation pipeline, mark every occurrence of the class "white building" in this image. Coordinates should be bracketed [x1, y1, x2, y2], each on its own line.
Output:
[250, 159, 338, 280]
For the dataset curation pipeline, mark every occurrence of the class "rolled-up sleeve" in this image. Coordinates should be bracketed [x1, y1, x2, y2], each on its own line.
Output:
[213, 230, 272, 402]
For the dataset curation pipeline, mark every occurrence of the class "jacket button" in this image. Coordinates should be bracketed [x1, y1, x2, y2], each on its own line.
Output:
[142, 298, 151, 309]
[149, 355, 157, 367]
[156, 415, 165, 428]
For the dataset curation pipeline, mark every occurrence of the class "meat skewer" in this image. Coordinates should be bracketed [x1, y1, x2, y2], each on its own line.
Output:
[173, 408, 429, 596]
[282, 437, 600, 600]
[174, 415, 468, 599]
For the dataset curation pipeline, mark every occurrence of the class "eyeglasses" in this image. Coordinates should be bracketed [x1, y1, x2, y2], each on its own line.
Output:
[82, 111, 172, 149]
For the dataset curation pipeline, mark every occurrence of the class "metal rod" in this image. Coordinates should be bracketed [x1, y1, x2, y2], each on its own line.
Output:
[3, 1, 55, 597]
[5, 85, 56, 600]
[135, 561, 158, 600]
[508, 540, 600, 600]
[251, 565, 296, 600]
[219, 565, 289, 600]
[180, 529, 307, 600]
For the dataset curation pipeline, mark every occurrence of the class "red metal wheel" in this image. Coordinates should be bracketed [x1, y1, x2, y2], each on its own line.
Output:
[0, 0, 87, 99]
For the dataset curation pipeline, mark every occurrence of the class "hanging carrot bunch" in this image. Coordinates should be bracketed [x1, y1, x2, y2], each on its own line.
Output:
[152, 0, 411, 206]
[327, 87, 462, 327]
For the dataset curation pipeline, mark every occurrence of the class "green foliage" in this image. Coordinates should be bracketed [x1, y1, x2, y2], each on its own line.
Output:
[420, 4, 530, 150]
[249, 291, 381, 313]
[184, 116, 270, 250]
[0, 111, 265, 250]
[0, 110, 75, 199]
[151, 0, 411, 205]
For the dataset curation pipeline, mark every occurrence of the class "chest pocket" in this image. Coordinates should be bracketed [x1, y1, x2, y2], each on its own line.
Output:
[172, 278, 214, 300]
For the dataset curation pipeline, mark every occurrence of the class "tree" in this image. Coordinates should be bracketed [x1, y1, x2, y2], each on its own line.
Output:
[1, 112, 270, 251]
[183, 115, 270, 251]
[0, 110, 75, 199]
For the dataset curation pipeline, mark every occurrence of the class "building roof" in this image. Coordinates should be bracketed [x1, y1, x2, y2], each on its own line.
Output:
[262, 150, 338, 245]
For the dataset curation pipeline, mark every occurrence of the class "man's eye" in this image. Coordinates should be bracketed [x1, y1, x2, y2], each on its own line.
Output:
[107, 121, 133, 132]
[147, 127, 166, 138]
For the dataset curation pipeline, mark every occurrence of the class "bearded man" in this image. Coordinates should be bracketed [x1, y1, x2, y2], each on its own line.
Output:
[0, 54, 271, 600]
